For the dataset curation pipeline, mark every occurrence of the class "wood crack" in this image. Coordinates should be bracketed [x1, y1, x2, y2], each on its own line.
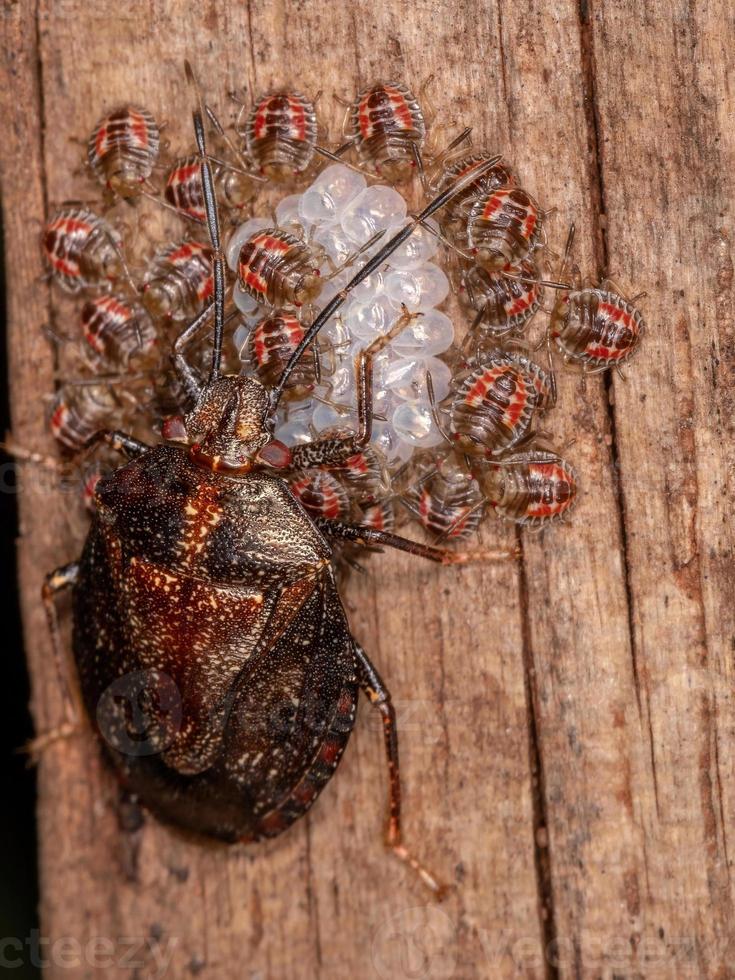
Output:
[497, 3, 557, 970]
[578, 0, 645, 726]
[517, 531, 559, 980]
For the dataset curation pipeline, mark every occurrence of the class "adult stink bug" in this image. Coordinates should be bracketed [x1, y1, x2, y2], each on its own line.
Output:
[40, 64, 512, 896]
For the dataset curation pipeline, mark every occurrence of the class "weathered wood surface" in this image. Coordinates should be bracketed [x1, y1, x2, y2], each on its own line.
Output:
[1, 0, 733, 976]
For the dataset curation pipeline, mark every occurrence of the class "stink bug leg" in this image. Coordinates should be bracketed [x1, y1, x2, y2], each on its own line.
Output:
[27, 562, 82, 760]
[355, 644, 449, 899]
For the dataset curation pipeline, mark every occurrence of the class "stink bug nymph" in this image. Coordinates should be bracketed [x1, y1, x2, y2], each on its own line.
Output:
[547, 225, 645, 374]
[40, 64, 514, 898]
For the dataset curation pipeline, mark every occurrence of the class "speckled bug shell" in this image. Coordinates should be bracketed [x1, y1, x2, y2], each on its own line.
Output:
[74, 450, 360, 842]
[348, 82, 426, 184]
[87, 105, 160, 199]
[247, 310, 318, 400]
[42, 206, 124, 294]
[237, 229, 322, 309]
[551, 287, 644, 371]
[482, 452, 578, 526]
[468, 187, 542, 272]
[404, 457, 485, 541]
[142, 240, 214, 322]
[165, 155, 254, 223]
[244, 93, 317, 182]
[81, 295, 159, 369]
[450, 349, 542, 457]
[49, 383, 121, 452]
[460, 257, 543, 338]
[289, 469, 351, 521]
[315, 427, 387, 501]
[437, 153, 517, 245]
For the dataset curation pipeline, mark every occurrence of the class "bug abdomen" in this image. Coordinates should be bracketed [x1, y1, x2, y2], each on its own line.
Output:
[81, 295, 158, 368]
[468, 188, 541, 271]
[450, 359, 539, 456]
[351, 83, 425, 183]
[237, 230, 321, 308]
[248, 311, 316, 396]
[142, 240, 214, 321]
[245, 93, 317, 181]
[412, 482, 484, 540]
[487, 455, 577, 526]
[87, 105, 160, 199]
[461, 258, 543, 336]
[42, 207, 123, 293]
[440, 154, 518, 242]
[558, 289, 643, 369]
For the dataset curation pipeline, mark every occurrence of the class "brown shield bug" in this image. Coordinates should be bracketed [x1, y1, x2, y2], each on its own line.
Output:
[40, 64, 514, 898]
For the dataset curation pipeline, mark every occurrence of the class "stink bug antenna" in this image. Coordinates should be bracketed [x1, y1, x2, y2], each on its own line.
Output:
[185, 60, 226, 382]
[271, 155, 503, 410]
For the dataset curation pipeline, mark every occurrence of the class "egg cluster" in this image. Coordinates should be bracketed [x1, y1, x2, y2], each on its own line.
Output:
[228, 164, 455, 464]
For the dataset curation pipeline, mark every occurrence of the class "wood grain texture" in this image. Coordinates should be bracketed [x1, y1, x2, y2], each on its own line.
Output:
[1, 0, 733, 977]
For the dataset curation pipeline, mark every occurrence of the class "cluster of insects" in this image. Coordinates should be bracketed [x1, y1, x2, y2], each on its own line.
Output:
[36, 68, 645, 896]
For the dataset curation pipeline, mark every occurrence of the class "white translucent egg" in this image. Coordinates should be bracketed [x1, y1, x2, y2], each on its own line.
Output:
[274, 416, 313, 447]
[392, 400, 445, 447]
[385, 263, 450, 311]
[388, 309, 455, 356]
[344, 295, 396, 342]
[232, 321, 252, 358]
[233, 281, 262, 315]
[385, 219, 439, 270]
[370, 384, 399, 422]
[275, 194, 304, 235]
[382, 355, 451, 402]
[317, 357, 355, 401]
[317, 268, 351, 305]
[313, 224, 354, 266]
[226, 217, 272, 271]
[299, 187, 340, 227]
[312, 399, 356, 433]
[320, 314, 352, 350]
[349, 268, 385, 303]
[372, 423, 415, 463]
[299, 165, 367, 226]
[341, 186, 408, 245]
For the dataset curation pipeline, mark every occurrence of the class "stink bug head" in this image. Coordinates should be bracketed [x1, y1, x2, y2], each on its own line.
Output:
[184, 376, 277, 471]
